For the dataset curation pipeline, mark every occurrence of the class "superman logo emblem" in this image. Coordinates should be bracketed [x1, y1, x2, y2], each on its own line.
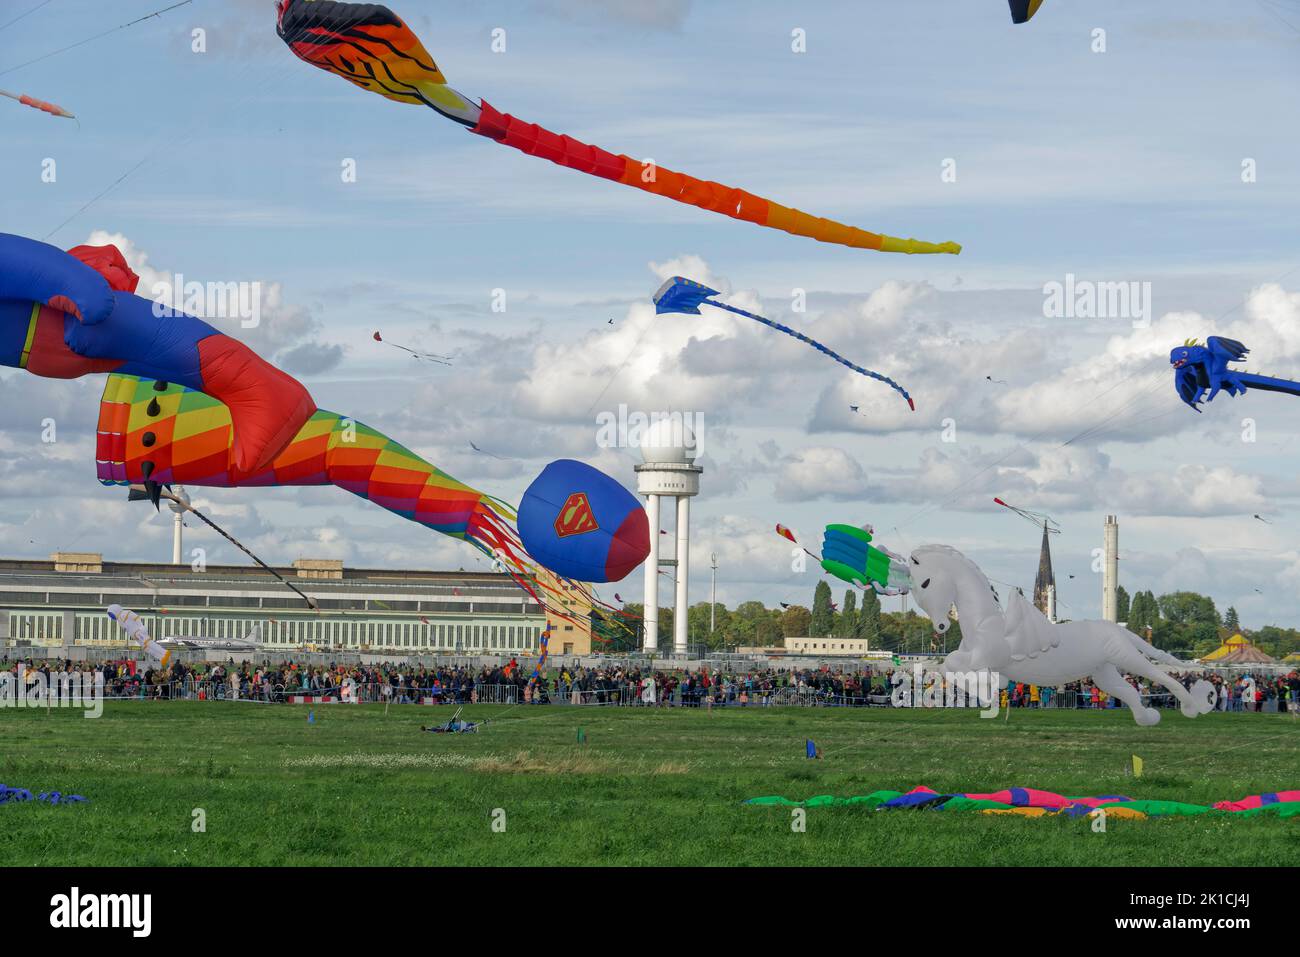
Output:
[555, 492, 599, 537]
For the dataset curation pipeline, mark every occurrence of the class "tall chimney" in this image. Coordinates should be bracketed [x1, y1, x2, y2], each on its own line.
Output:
[1102, 515, 1119, 621]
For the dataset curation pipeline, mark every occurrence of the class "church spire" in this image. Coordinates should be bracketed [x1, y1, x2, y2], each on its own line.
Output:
[1032, 522, 1055, 619]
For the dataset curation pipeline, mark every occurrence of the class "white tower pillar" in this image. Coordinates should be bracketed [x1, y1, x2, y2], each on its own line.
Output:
[169, 485, 190, 565]
[634, 419, 702, 658]
[674, 495, 690, 655]
[643, 493, 661, 651]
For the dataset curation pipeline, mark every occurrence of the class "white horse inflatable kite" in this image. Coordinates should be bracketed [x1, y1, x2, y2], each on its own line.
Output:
[906, 545, 1215, 726]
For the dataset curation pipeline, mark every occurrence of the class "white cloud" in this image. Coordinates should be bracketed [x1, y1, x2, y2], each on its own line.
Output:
[81, 230, 338, 374]
[774, 447, 870, 501]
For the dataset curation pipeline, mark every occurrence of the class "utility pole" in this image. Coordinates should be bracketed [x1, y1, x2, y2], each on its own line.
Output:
[710, 552, 717, 634]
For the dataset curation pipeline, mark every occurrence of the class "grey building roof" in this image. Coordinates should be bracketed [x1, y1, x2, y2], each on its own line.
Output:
[0, 557, 542, 617]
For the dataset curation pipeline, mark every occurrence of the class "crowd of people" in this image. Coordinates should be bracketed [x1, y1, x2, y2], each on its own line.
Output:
[1031, 672, 1300, 713]
[3, 655, 1297, 713]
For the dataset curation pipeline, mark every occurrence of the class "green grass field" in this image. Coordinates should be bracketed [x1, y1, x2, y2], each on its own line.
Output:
[3, 700, 1298, 866]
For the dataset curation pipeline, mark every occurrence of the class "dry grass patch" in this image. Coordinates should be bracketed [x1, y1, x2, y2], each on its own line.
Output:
[472, 750, 690, 775]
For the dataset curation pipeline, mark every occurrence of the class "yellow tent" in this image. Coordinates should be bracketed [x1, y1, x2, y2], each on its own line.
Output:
[1202, 634, 1276, 664]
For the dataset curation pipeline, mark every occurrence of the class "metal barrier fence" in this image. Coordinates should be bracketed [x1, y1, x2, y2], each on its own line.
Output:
[474, 684, 519, 705]
[7, 672, 1293, 713]
[536, 685, 897, 708]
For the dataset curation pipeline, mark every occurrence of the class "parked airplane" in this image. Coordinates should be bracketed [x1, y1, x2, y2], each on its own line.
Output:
[158, 626, 261, 652]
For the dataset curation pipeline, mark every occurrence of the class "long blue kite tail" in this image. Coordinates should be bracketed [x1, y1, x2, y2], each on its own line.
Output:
[709, 300, 915, 410]
[1236, 372, 1300, 399]
[652, 275, 914, 409]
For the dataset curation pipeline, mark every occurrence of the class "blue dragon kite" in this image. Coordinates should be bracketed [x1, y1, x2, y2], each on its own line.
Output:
[1171, 337, 1300, 411]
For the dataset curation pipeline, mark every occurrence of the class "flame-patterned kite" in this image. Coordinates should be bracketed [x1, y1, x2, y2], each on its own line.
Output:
[95, 374, 623, 623]
[275, 0, 960, 256]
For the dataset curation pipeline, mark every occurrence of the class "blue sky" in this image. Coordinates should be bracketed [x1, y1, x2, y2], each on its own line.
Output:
[3, 0, 1300, 630]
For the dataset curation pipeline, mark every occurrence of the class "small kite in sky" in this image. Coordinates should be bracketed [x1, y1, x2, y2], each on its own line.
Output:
[1, 88, 74, 119]
[994, 497, 1061, 534]
[774, 523, 822, 563]
[1009, 0, 1046, 23]
[373, 330, 451, 365]
[655, 277, 915, 410]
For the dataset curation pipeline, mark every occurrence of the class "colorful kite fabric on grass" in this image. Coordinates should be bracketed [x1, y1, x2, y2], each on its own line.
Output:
[745, 791, 902, 809]
[745, 786, 1300, 819]
[1, 784, 87, 805]
[1213, 790, 1300, 811]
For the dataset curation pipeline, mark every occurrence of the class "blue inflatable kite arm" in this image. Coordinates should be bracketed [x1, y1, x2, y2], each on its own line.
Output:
[0, 232, 114, 325]
[62, 290, 221, 389]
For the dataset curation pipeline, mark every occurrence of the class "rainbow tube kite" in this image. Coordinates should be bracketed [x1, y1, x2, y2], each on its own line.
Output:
[95, 374, 606, 622]
[275, 0, 960, 256]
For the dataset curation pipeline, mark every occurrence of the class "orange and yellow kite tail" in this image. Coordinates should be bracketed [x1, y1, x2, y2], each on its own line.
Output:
[471, 101, 960, 255]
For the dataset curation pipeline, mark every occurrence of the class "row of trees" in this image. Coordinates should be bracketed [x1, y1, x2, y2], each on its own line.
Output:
[606, 580, 960, 654]
[600, 582, 1298, 661]
[1116, 585, 1297, 659]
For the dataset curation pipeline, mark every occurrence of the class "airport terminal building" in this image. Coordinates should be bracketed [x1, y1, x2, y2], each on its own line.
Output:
[0, 552, 592, 657]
